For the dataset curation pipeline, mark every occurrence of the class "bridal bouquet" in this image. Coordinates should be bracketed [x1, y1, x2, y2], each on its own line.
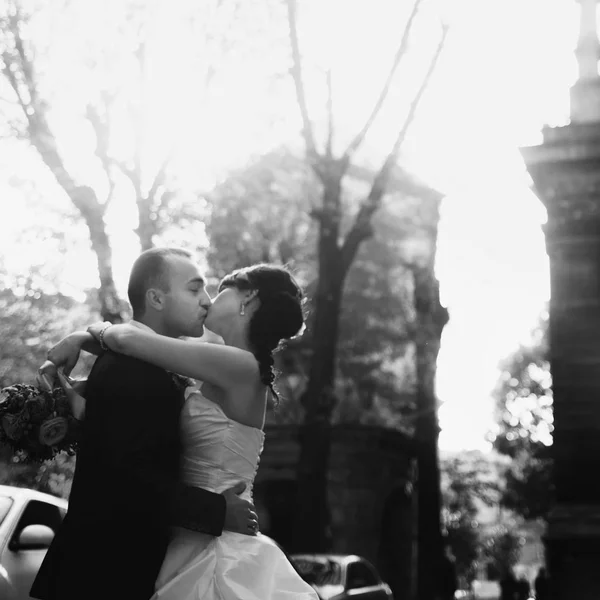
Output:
[0, 383, 81, 463]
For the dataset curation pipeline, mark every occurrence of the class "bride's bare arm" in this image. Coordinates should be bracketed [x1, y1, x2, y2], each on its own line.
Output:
[45, 331, 102, 378]
[49, 331, 102, 359]
[89, 323, 258, 389]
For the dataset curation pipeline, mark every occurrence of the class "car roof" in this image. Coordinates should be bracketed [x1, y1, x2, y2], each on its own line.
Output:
[290, 554, 363, 565]
[0, 485, 68, 508]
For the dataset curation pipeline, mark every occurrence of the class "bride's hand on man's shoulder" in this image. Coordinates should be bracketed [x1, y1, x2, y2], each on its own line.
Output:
[46, 331, 91, 376]
[56, 370, 87, 421]
[35, 362, 87, 420]
[87, 320, 112, 339]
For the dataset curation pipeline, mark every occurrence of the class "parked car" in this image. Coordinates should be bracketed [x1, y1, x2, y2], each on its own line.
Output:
[290, 553, 393, 600]
[0, 485, 67, 600]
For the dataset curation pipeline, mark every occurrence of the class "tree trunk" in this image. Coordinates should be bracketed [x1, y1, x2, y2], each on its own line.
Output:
[292, 175, 345, 552]
[136, 196, 156, 252]
[284, 0, 448, 556]
[29, 142, 125, 323]
[88, 219, 126, 323]
[34, 163, 124, 323]
[413, 266, 448, 600]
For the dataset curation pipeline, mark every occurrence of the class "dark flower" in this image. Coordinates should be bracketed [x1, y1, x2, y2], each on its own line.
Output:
[38, 417, 68, 446]
[0, 387, 17, 406]
[2, 413, 25, 440]
[0, 383, 80, 462]
[23, 395, 49, 423]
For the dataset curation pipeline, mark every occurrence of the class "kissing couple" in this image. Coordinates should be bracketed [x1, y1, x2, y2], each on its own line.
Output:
[31, 247, 318, 600]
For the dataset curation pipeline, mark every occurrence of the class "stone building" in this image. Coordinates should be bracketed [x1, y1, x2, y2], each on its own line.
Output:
[254, 424, 417, 600]
[520, 0, 600, 597]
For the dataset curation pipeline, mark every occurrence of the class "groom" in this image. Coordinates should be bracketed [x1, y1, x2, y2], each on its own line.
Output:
[31, 247, 258, 600]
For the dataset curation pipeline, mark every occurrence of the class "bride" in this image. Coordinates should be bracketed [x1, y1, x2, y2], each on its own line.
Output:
[58, 263, 318, 600]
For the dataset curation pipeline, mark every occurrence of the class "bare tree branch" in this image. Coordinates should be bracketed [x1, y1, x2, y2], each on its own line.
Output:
[131, 39, 146, 198]
[147, 154, 171, 208]
[85, 101, 119, 207]
[10, 8, 38, 107]
[1, 57, 27, 114]
[0, 1, 126, 320]
[340, 0, 423, 164]
[325, 68, 333, 158]
[286, 0, 319, 162]
[0, 6, 113, 220]
[1, 16, 82, 205]
[340, 24, 449, 273]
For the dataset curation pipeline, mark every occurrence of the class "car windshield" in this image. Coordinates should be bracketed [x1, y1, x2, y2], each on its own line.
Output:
[0, 495, 13, 526]
[292, 558, 342, 586]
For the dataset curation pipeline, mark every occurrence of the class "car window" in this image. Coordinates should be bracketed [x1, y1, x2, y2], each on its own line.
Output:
[0, 495, 13, 526]
[292, 558, 342, 586]
[347, 560, 379, 589]
[13, 499, 65, 538]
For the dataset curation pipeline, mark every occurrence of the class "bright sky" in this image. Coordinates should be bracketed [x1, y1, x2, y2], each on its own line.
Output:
[0, 0, 581, 450]
[418, 0, 577, 451]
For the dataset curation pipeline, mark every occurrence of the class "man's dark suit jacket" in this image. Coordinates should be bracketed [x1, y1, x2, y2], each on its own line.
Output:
[30, 352, 226, 600]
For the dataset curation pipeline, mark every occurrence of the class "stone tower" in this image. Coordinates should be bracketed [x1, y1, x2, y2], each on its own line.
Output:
[520, 1, 600, 598]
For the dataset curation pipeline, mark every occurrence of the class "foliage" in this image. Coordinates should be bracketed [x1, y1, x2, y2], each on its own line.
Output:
[491, 313, 552, 457]
[0, 278, 95, 389]
[0, 449, 75, 499]
[490, 312, 554, 520]
[205, 149, 317, 279]
[501, 447, 553, 521]
[440, 450, 501, 584]
[0, 274, 94, 497]
[481, 525, 523, 580]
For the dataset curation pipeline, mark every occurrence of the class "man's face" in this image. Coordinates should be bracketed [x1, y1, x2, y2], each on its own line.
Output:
[161, 255, 211, 338]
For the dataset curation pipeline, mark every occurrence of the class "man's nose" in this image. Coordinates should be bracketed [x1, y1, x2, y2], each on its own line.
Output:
[201, 293, 212, 308]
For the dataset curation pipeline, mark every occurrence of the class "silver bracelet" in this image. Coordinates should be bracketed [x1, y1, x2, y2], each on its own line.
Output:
[98, 324, 113, 352]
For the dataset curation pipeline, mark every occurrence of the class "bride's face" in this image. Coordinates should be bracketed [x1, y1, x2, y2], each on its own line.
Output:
[204, 286, 243, 335]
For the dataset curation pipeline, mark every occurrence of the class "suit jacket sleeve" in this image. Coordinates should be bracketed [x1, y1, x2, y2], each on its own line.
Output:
[99, 358, 226, 536]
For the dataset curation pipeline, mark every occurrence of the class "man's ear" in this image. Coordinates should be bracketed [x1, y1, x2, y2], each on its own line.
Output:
[146, 288, 166, 312]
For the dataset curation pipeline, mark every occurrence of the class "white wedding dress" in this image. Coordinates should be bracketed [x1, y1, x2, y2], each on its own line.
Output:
[152, 388, 319, 600]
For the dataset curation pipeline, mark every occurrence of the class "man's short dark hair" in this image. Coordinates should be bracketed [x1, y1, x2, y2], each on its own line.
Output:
[128, 247, 192, 318]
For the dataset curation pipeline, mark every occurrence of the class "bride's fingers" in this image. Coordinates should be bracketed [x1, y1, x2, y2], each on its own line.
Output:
[36, 373, 53, 392]
[36, 361, 57, 391]
[56, 370, 78, 399]
[57, 370, 86, 420]
[71, 378, 87, 396]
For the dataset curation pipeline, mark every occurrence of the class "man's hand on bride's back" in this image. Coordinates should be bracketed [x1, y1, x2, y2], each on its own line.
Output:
[223, 482, 259, 536]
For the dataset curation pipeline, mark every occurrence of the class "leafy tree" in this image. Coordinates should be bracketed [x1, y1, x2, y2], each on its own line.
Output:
[490, 312, 554, 520]
[0, 274, 95, 389]
[501, 447, 553, 521]
[440, 451, 501, 584]
[205, 149, 316, 278]
[482, 526, 522, 580]
[492, 314, 552, 457]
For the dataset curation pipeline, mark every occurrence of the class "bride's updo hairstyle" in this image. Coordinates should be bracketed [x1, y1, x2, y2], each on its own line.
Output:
[218, 264, 305, 402]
